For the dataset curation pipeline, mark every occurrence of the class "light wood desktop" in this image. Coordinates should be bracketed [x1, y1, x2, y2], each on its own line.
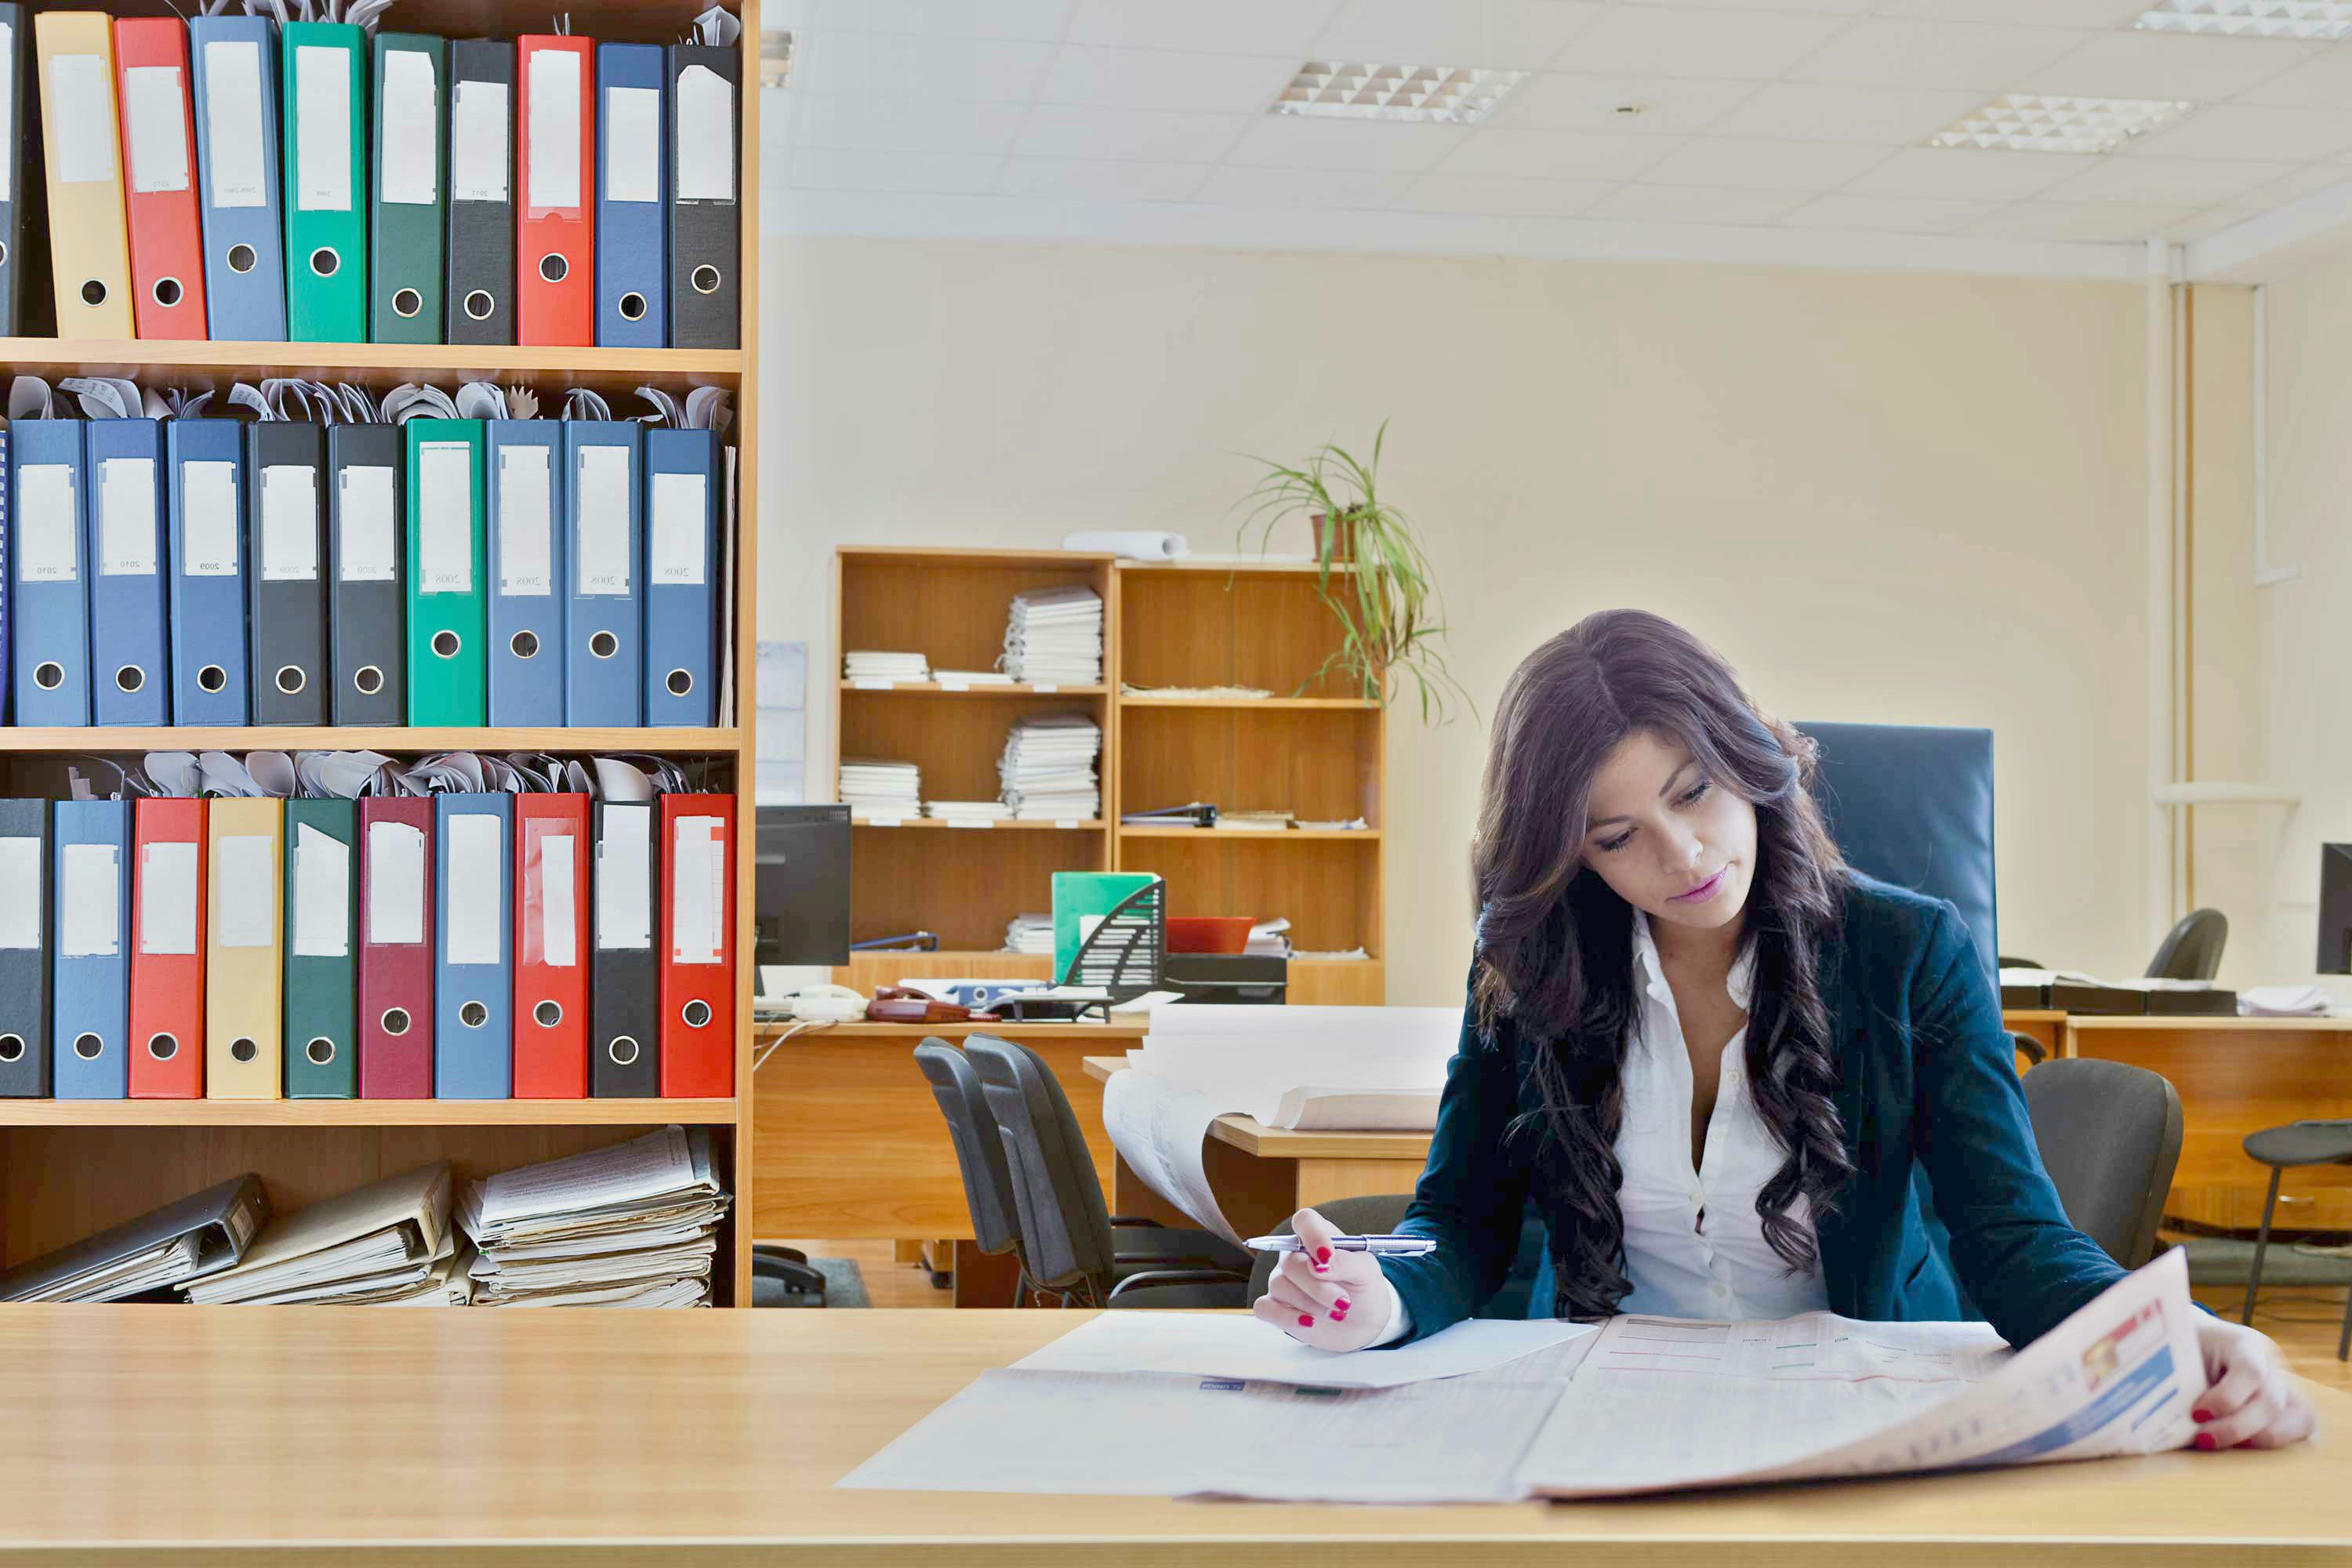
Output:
[2, 1305, 2343, 1565]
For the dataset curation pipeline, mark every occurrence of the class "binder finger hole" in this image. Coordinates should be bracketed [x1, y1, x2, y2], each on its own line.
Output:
[154, 277, 183, 308]
[80, 278, 108, 307]
[198, 664, 228, 693]
[393, 288, 423, 319]
[619, 291, 648, 321]
[354, 665, 384, 695]
[432, 630, 462, 659]
[533, 1000, 561, 1028]
[310, 247, 340, 278]
[463, 289, 495, 321]
[72, 1033, 103, 1061]
[227, 243, 258, 274]
[608, 1036, 641, 1066]
[0, 241, 8, 267]
[460, 1001, 488, 1028]
[305, 1037, 336, 1065]
[665, 668, 693, 697]
[34, 662, 63, 691]
[681, 1000, 712, 1029]
[230, 1038, 258, 1063]
[115, 666, 145, 694]
[275, 665, 307, 695]
[590, 630, 619, 659]
[0, 1036, 21, 1063]
[510, 630, 540, 659]
[147, 1033, 179, 1062]
[538, 253, 569, 283]
[691, 264, 721, 296]
[381, 1008, 412, 1036]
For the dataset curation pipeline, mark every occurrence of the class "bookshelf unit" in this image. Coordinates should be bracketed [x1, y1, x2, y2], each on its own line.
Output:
[829, 549, 1386, 1007]
[0, 0, 763, 1305]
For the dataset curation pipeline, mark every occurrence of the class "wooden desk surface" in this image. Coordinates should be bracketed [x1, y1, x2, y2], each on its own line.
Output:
[1081, 1055, 1435, 1160]
[2, 1305, 2343, 1565]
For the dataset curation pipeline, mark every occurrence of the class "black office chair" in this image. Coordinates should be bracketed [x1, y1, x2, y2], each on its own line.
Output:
[2019, 1059, 2183, 1269]
[2238, 1118, 2352, 1360]
[2147, 908, 2228, 982]
[962, 1035, 1251, 1308]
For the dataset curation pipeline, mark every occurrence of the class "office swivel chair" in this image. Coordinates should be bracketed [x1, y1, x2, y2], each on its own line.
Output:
[2019, 1059, 2183, 1269]
[960, 1035, 1251, 1307]
[2147, 908, 2228, 982]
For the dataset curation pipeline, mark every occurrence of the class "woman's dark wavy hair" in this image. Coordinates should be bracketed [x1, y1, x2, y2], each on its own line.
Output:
[1471, 608, 1856, 1321]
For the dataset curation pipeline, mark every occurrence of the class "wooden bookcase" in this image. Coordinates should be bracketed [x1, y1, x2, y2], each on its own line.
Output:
[0, 0, 762, 1305]
[829, 548, 1385, 1007]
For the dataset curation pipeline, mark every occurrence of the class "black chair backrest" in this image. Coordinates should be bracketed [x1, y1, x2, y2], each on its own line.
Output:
[2020, 1058, 2183, 1268]
[912, 1040, 1020, 1259]
[964, 1035, 1117, 1292]
[1245, 1193, 1414, 1299]
[2147, 908, 2227, 981]
[1798, 721, 1998, 987]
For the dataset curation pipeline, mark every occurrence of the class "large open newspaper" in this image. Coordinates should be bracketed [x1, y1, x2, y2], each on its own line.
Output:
[842, 1247, 2207, 1501]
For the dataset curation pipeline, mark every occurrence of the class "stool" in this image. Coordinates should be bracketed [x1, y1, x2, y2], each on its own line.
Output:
[2240, 1118, 2352, 1360]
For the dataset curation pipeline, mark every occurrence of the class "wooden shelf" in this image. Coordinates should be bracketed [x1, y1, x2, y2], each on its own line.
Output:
[854, 818, 1106, 831]
[0, 726, 739, 754]
[1118, 825, 1381, 841]
[0, 1099, 739, 1127]
[840, 682, 1109, 697]
[1119, 695, 1378, 710]
[0, 339, 742, 390]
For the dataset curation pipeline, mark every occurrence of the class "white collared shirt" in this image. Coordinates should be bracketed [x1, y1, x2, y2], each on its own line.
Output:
[1375, 913, 1826, 1340]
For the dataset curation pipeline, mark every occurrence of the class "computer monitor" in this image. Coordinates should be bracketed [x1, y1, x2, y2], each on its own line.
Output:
[755, 805, 852, 970]
[2318, 844, 2352, 974]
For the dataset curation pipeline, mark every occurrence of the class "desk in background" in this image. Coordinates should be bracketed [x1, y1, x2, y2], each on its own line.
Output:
[0, 1304, 2342, 1564]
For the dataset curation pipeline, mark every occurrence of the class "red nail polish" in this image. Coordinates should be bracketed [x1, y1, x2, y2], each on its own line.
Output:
[1335, 1298, 1351, 1310]
[2194, 1433, 2216, 1451]
[1311, 1262, 1327, 1274]
[1298, 1315, 1314, 1328]
[1330, 1310, 1348, 1322]
[1316, 1247, 1331, 1264]
[2194, 1410, 2211, 1422]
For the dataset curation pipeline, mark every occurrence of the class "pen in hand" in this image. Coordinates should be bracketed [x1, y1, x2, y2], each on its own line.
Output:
[1243, 1233, 1438, 1257]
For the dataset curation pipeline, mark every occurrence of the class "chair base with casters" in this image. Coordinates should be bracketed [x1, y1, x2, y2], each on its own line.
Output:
[2238, 1119, 2352, 1361]
[751, 1244, 832, 1307]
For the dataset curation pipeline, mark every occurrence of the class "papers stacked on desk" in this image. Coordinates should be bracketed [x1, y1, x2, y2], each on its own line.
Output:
[1006, 912, 1056, 956]
[1000, 586, 1103, 686]
[458, 1126, 731, 1308]
[840, 758, 922, 822]
[999, 714, 1102, 821]
[187, 1162, 457, 1305]
[843, 651, 929, 684]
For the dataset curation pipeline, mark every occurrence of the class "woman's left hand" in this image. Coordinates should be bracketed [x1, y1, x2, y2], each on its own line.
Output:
[2190, 1316, 2318, 1450]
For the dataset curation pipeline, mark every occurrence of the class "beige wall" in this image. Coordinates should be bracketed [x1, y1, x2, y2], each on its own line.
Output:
[759, 236, 2154, 1004]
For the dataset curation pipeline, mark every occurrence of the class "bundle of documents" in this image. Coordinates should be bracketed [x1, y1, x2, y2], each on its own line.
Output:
[999, 715, 1103, 821]
[0, 1174, 270, 1303]
[927, 800, 1011, 825]
[2238, 984, 2332, 1017]
[931, 670, 1014, 689]
[843, 1250, 2207, 1503]
[1006, 913, 1057, 956]
[1214, 810, 1293, 833]
[458, 1126, 731, 1308]
[1000, 587, 1104, 686]
[840, 758, 923, 821]
[844, 651, 930, 684]
[1247, 917, 1293, 958]
[187, 1162, 458, 1306]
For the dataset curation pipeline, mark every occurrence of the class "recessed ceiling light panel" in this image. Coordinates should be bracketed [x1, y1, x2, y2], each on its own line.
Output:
[2136, 1, 2352, 39]
[1929, 94, 2195, 154]
[1273, 62, 1526, 127]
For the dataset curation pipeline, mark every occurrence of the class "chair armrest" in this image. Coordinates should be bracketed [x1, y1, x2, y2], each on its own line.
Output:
[1107, 1267, 1248, 1301]
[1107, 1216, 1165, 1228]
[2008, 1030, 2048, 1066]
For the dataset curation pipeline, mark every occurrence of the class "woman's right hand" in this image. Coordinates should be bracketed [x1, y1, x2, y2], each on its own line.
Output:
[1249, 1207, 1394, 1352]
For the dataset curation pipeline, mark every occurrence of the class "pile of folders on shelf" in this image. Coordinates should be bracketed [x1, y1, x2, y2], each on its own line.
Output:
[2, 375, 733, 728]
[0, 2, 742, 347]
[0, 749, 738, 1101]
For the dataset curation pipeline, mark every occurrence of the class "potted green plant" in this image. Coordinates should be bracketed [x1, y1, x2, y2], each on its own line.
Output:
[1240, 422, 1472, 724]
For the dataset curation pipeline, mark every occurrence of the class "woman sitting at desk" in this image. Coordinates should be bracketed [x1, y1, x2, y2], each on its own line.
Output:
[1255, 608, 2314, 1452]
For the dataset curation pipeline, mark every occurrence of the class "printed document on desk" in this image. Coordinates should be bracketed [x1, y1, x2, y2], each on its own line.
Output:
[1013, 1311, 1595, 1390]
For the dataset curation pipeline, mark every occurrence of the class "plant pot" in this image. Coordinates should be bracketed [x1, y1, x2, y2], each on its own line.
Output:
[1311, 511, 1356, 564]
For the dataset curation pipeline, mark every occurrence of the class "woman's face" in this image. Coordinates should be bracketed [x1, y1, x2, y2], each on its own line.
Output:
[1578, 728, 1759, 938]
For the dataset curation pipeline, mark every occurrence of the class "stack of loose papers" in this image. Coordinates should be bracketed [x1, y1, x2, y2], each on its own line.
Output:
[844, 651, 928, 685]
[999, 714, 1102, 821]
[840, 1250, 2205, 1502]
[458, 1125, 731, 1308]
[187, 1162, 457, 1306]
[1000, 586, 1103, 686]
[1246, 917, 1291, 958]
[840, 758, 921, 822]
[1006, 912, 1055, 956]
[927, 800, 1011, 825]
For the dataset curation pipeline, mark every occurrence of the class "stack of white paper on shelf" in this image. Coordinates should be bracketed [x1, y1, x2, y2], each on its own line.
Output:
[1247, 917, 1293, 958]
[844, 650, 929, 684]
[1000, 586, 1104, 686]
[999, 714, 1102, 820]
[931, 669, 1014, 689]
[187, 1162, 457, 1306]
[927, 799, 1011, 824]
[1006, 913, 1056, 956]
[840, 758, 922, 821]
[458, 1126, 731, 1308]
